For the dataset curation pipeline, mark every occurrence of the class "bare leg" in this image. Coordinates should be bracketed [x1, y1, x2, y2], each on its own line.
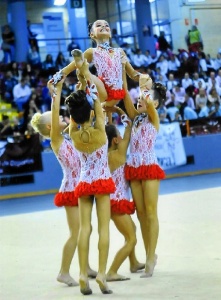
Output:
[78, 196, 93, 295]
[140, 179, 160, 278]
[72, 49, 108, 102]
[130, 180, 149, 256]
[57, 206, 79, 286]
[106, 213, 136, 281]
[128, 220, 145, 273]
[95, 194, 113, 294]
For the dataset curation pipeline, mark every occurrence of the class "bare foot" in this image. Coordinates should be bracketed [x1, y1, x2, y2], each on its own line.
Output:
[106, 273, 130, 282]
[71, 49, 84, 69]
[96, 274, 113, 294]
[87, 267, 98, 279]
[130, 262, 145, 273]
[57, 273, 79, 287]
[139, 74, 153, 92]
[140, 261, 156, 278]
[79, 275, 92, 295]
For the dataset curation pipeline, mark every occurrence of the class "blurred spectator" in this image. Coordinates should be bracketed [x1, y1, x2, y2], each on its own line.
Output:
[0, 115, 14, 139]
[181, 72, 193, 90]
[158, 31, 171, 57]
[166, 73, 179, 91]
[67, 38, 81, 57]
[208, 87, 221, 104]
[133, 48, 149, 68]
[195, 88, 208, 111]
[1, 71, 18, 104]
[42, 54, 55, 70]
[27, 20, 39, 52]
[172, 84, 186, 106]
[192, 72, 206, 90]
[198, 52, 207, 77]
[1, 24, 15, 63]
[156, 55, 168, 77]
[208, 101, 221, 117]
[183, 105, 198, 120]
[166, 99, 180, 121]
[183, 93, 195, 110]
[55, 51, 69, 70]
[27, 45, 41, 69]
[144, 50, 157, 68]
[188, 25, 203, 53]
[128, 81, 140, 106]
[213, 53, 221, 71]
[168, 54, 180, 76]
[13, 77, 32, 111]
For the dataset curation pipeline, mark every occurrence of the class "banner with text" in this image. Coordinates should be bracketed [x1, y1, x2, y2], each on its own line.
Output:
[155, 122, 187, 169]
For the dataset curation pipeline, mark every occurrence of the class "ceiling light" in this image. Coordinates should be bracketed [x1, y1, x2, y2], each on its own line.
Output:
[54, 0, 67, 6]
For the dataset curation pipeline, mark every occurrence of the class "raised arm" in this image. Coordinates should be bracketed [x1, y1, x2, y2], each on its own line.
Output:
[143, 92, 160, 131]
[47, 77, 65, 153]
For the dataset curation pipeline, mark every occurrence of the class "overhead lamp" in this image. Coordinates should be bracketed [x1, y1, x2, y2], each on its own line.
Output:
[54, 0, 67, 6]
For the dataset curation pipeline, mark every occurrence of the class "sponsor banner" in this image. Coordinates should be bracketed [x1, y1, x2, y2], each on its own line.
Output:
[0, 134, 43, 175]
[155, 122, 187, 169]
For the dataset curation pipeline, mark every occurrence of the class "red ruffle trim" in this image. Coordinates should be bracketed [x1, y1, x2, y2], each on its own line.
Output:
[54, 191, 78, 207]
[98, 76, 126, 101]
[110, 199, 136, 215]
[75, 178, 116, 198]
[125, 164, 165, 180]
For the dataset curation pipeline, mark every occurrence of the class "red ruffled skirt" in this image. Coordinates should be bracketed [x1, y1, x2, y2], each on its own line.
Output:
[110, 199, 135, 215]
[98, 76, 126, 101]
[75, 178, 116, 198]
[125, 164, 165, 180]
[54, 191, 78, 207]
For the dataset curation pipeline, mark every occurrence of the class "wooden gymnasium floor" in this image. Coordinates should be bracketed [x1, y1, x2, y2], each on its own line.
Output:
[0, 173, 221, 300]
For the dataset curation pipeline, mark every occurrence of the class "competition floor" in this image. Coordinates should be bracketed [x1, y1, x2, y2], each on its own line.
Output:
[0, 173, 221, 300]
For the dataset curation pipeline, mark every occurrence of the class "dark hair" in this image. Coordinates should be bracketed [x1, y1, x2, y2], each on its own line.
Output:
[105, 124, 118, 148]
[65, 90, 92, 124]
[88, 23, 93, 37]
[152, 82, 167, 109]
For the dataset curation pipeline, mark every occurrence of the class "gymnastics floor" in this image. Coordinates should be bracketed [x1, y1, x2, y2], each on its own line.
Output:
[0, 173, 220, 300]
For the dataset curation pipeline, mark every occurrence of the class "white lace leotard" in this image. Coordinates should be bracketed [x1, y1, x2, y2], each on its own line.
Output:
[92, 47, 125, 101]
[75, 141, 116, 198]
[54, 138, 80, 207]
[125, 114, 165, 180]
[110, 164, 135, 214]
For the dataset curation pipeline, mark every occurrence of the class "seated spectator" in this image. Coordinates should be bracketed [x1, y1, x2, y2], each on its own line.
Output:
[67, 38, 81, 57]
[195, 88, 208, 111]
[181, 72, 193, 90]
[55, 51, 69, 70]
[173, 111, 182, 122]
[155, 66, 167, 82]
[42, 54, 56, 71]
[192, 72, 206, 90]
[1, 71, 18, 104]
[215, 69, 221, 88]
[208, 87, 221, 104]
[213, 53, 221, 71]
[0, 115, 14, 139]
[168, 54, 181, 76]
[27, 45, 41, 69]
[128, 81, 140, 106]
[198, 52, 207, 77]
[166, 99, 180, 121]
[1, 24, 15, 64]
[172, 84, 186, 106]
[184, 93, 195, 110]
[13, 77, 32, 111]
[209, 101, 221, 117]
[166, 73, 179, 91]
[198, 105, 209, 118]
[144, 49, 157, 68]
[156, 54, 168, 77]
[133, 48, 149, 68]
[183, 105, 198, 120]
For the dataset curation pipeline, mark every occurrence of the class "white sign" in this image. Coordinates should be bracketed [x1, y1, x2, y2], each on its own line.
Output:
[155, 122, 187, 170]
